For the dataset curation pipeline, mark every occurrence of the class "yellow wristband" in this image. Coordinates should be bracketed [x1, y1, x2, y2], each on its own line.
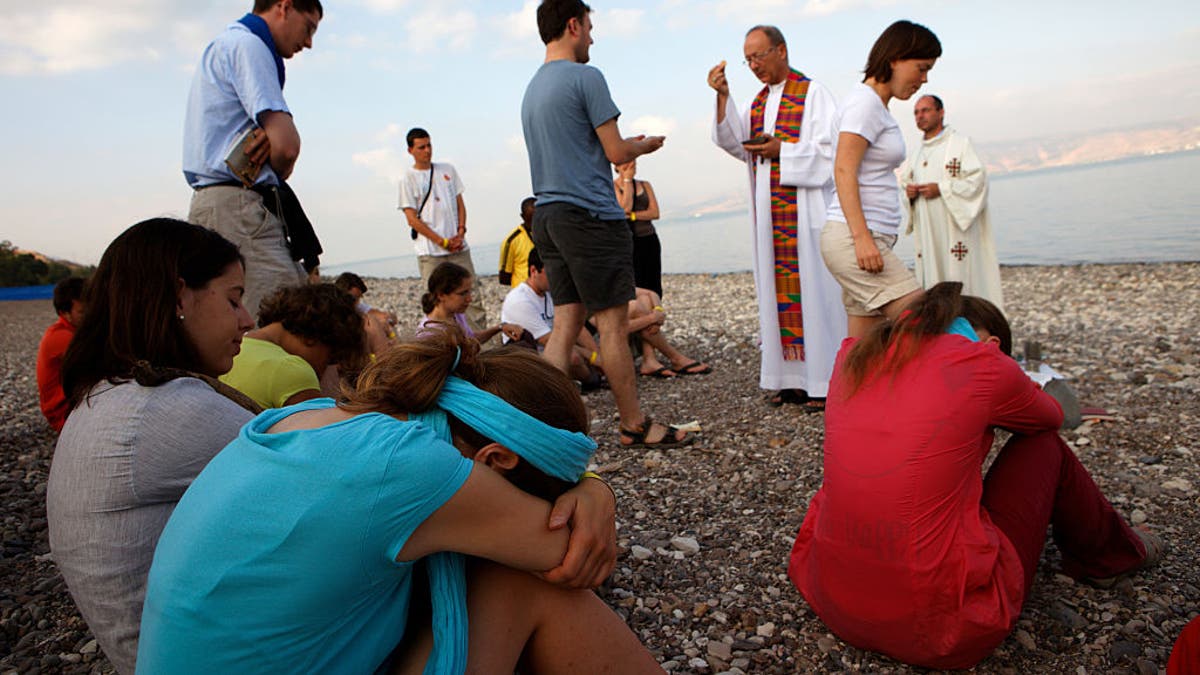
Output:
[653, 305, 664, 312]
[588, 351, 598, 364]
[441, 237, 449, 248]
[630, 212, 637, 222]
[580, 471, 616, 498]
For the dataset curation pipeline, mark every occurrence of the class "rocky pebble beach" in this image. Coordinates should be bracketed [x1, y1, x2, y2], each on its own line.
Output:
[2, 262, 1197, 674]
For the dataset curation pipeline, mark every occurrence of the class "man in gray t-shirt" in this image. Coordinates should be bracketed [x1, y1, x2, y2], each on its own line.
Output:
[521, 0, 689, 449]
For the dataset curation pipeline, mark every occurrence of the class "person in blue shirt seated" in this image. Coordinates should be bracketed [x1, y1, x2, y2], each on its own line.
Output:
[136, 327, 660, 674]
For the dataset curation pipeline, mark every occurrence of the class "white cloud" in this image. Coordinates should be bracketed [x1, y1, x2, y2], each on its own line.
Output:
[0, 5, 155, 74]
[704, 0, 896, 19]
[351, 147, 406, 181]
[404, 8, 478, 52]
[798, 0, 897, 16]
[0, 2, 242, 75]
[708, 0, 790, 17]
[357, 0, 410, 12]
[325, 33, 373, 49]
[627, 115, 679, 137]
[170, 19, 219, 64]
[375, 123, 405, 142]
[596, 9, 646, 40]
[499, 1, 539, 42]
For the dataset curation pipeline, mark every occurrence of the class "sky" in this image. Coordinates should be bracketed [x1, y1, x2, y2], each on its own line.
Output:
[2, 0, 1198, 269]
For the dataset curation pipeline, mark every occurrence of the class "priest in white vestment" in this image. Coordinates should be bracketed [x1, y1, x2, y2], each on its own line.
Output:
[900, 95, 1004, 311]
[708, 25, 846, 405]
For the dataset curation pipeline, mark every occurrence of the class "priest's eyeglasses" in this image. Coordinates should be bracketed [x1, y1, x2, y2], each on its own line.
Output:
[743, 46, 777, 66]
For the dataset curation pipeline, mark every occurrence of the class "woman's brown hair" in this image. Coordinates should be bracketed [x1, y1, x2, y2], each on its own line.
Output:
[961, 295, 1012, 357]
[862, 20, 941, 83]
[420, 262, 472, 315]
[341, 326, 589, 501]
[838, 281, 963, 397]
[62, 218, 243, 410]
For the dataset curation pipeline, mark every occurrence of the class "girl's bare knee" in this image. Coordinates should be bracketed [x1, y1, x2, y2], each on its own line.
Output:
[467, 560, 586, 614]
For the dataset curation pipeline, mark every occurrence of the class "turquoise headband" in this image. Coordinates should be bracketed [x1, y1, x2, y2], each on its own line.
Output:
[946, 316, 980, 342]
[428, 376, 596, 482]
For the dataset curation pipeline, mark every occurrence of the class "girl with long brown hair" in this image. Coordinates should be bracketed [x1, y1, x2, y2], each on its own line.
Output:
[789, 282, 1162, 668]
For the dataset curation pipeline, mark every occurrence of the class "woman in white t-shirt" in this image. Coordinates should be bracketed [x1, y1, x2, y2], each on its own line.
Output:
[821, 20, 942, 338]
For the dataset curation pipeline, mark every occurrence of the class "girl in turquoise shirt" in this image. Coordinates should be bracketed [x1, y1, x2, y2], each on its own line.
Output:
[138, 328, 660, 674]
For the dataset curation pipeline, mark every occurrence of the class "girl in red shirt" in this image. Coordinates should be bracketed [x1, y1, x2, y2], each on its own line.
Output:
[789, 282, 1162, 669]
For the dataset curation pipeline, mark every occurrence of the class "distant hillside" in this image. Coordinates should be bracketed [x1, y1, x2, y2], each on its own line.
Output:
[978, 118, 1200, 175]
[1, 242, 92, 287]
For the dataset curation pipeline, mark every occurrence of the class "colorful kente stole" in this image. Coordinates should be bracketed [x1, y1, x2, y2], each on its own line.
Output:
[749, 69, 810, 361]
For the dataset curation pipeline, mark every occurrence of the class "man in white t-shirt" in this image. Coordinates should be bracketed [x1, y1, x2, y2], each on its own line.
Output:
[501, 249, 597, 381]
[398, 127, 486, 333]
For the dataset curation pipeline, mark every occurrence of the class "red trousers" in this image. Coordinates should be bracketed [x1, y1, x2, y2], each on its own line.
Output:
[1169, 616, 1200, 674]
[981, 430, 1146, 596]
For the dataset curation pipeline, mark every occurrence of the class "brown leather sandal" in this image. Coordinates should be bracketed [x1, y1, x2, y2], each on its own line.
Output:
[618, 417, 694, 449]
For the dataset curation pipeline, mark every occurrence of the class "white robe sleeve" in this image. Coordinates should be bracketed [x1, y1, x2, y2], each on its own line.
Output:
[712, 96, 751, 162]
[778, 80, 835, 189]
[940, 134, 989, 232]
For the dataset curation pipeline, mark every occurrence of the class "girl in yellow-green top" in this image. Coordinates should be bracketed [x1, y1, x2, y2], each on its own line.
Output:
[220, 283, 366, 408]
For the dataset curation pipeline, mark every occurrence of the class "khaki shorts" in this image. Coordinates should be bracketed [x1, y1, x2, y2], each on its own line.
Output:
[188, 185, 306, 319]
[820, 220, 921, 317]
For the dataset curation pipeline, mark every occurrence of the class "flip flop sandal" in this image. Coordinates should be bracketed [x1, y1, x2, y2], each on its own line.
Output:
[639, 366, 677, 379]
[618, 417, 694, 449]
[674, 361, 712, 375]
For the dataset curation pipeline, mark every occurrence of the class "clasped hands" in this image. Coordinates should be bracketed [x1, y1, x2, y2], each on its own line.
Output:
[436, 232, 465, 252]
[905, 183, 941, 200]
[537, 476, 619, 589]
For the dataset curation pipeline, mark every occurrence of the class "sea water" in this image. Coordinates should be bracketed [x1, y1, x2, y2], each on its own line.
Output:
[326, 150, 1200, 279]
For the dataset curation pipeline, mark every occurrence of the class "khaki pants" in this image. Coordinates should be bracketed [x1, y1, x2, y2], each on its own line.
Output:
[189, 186, 306, 319]
[418, 250, 488, 335]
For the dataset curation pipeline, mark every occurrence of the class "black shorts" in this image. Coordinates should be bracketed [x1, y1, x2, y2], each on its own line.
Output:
[531, 202, 635, 312]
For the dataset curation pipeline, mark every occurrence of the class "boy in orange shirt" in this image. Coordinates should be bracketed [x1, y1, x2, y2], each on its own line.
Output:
[36, 277, 85, 432]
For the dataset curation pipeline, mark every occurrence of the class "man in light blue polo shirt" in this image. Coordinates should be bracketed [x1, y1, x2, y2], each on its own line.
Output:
[183, 0, 323, 318]
[522, 0, 691, 450]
